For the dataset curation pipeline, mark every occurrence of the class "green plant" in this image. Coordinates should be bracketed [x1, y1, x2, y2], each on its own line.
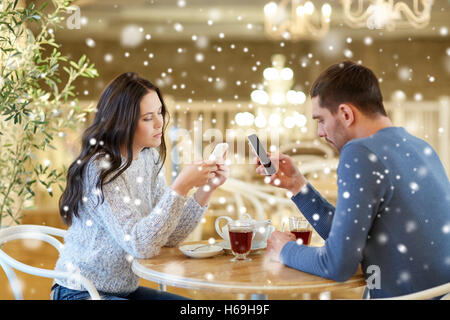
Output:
[0, 0, 98, 225]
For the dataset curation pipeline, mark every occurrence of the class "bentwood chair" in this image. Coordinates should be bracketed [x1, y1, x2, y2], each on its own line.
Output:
[0, 224, 100, 300]
[362, 282, 450, 300]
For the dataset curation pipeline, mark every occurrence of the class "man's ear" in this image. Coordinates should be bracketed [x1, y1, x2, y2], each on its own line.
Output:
[338, 103, 355, 127]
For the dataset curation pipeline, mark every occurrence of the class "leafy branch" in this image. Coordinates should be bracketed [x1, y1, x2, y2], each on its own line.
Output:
[0, 0, 98, 226]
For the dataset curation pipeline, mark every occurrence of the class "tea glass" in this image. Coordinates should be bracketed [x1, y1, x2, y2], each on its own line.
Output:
[228, 220, 255, 262]
[289, 216, 313, 245]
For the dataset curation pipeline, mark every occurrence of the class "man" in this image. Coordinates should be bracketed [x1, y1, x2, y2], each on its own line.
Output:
[260, 61, 450, 299]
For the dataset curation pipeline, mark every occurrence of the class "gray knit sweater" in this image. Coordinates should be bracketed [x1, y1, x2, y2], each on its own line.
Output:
[54, 148, 208, 293]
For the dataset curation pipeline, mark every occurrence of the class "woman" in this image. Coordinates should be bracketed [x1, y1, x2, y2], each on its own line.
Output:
[51, 72, 228, 300]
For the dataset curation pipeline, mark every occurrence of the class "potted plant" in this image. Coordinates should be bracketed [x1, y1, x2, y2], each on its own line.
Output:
[0, 0, 98, 226]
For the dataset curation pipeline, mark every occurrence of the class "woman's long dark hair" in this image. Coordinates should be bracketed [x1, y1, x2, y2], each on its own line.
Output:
[59, 72, 169, 225]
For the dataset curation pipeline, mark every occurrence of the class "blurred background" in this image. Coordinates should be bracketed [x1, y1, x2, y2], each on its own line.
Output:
[35, 0, 450, 234]
[1, 0, 449, 299]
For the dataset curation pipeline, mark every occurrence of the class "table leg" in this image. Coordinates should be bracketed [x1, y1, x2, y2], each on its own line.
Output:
[158, 283, 167, 292]
[250, 293, 268, 300]
[362, 286, 370, 299]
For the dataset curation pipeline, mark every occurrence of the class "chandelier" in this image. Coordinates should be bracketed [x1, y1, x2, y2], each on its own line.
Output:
[341, 0, 434, 31]
[235, 54, 307, 132]
[263, 1, 332, 41]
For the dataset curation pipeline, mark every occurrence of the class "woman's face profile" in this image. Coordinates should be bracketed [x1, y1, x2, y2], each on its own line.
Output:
[134, 90, 164, 150]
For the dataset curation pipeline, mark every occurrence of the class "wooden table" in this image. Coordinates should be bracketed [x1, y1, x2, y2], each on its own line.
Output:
[132, 240, 366, 300]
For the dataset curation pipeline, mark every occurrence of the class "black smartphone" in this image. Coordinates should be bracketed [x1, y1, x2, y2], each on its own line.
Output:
[247, 134, 277, 175]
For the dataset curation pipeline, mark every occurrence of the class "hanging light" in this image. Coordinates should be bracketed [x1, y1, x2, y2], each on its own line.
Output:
[254, 110, 268, 128]
[235, 112, 255, 127]
[246, 54, 308, 131]
[250, 90, 269, 105]
[264, 1, 332, 41]
[341, 0, 433, 31]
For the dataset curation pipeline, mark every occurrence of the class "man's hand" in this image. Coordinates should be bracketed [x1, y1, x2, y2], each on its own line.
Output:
[255, 152, 307, 195]
[266, 231, 296, 263]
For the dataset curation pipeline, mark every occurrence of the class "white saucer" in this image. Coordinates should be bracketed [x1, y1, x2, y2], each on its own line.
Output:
[179, 244, 223, 258]
[216, 241, 267, 251]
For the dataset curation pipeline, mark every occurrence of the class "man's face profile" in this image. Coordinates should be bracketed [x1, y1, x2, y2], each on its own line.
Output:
[311, 96, 349, 153]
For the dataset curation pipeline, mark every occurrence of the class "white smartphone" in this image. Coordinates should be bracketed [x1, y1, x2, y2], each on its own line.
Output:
[247, 134, 277, 175]
[209, 143, 229, 161]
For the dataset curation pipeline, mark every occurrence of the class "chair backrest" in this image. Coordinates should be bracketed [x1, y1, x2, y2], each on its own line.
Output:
[0, 224, 100, 300]
[375, 282, 450, 300]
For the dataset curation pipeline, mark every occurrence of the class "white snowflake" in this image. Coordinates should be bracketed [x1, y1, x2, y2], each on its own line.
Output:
[442, 223, 450, 234]
[417, 166, 428, 177]
[300, 185, 309, 195]
[445, 257, 450, 266]
[399, 271, 411, 282]
[409, 182, 419, 192]
[205, 273, 214, 281]
[377, 233, 388, 244]
[397, 243, 408, 254]
[423, 147, 432, 156]
[405, 221, 417, 233]
[163, 262, 185, 277]
[173, 22, 183, 32]
[226, 204, 234, 213]
[85, 38, 95, 48]
[99, 158, 111, 170]
[121, 24, 144, 47]
[368, 153, 378, 162]
[195, 53, 205, 62]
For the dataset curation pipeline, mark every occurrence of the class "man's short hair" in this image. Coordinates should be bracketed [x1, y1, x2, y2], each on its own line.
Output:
[310, 61, 387, 117]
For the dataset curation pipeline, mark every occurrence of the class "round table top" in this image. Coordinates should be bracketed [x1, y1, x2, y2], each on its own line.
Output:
[132, 240, 366, 294]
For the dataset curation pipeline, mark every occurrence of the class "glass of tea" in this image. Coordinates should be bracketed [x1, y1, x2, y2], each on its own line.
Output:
[228, 220, 255, 262]
[289, 216, 312, 245]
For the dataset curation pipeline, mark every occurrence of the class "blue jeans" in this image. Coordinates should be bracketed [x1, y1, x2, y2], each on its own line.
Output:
[51, 283, 190, 300]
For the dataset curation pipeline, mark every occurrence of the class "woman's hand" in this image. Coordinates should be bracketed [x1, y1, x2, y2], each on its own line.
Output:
[192, 162, 229, 207]
[207, 149, 229, 190]
[193, 152, 229, 207]
[172, 160, 219, 196]
[208, 162, 229, 190]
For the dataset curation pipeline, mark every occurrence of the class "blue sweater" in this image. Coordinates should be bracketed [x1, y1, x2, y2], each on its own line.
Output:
[280, 127, 450, 299]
